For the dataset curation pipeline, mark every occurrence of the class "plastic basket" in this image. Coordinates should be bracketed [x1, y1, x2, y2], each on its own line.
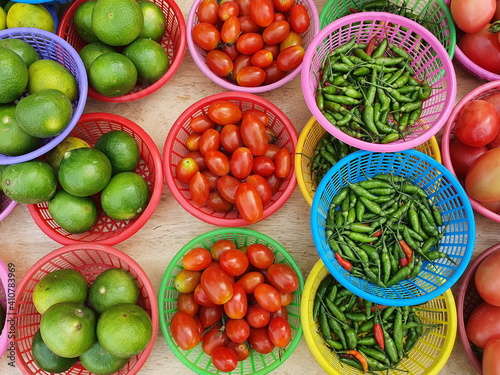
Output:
[302, 259, 457, 375]
[158, 228, 304, 375]
[456, 243, 500, 374]
[0, 28, 88, 165]
[14, 243, 158, 375]
[27, 113, 164, 245]
[311, 150, 476, 306]
[301, 12, 457, 152]
[163, 92, 298, 227]
[441, 80, 500, 223]
[0, 194, 17, 222]
[0, 259, 10, 358]
[57, 0, 186, 102]
[186, 0, 320, 93]
[295, 116, 442, 206]
[319, 0, 456, 58]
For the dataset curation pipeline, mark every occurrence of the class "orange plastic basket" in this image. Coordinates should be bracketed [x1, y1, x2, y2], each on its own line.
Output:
[28, 113, 164, 245]
[14, 243, 158, 375]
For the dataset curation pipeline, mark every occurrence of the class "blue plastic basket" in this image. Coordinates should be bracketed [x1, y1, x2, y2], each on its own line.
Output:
[310, 150, 476, 306]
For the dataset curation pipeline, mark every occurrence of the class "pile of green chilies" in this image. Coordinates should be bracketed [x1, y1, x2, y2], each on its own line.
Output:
[313, 275, 441, 372]
[326, 173, 449, 288]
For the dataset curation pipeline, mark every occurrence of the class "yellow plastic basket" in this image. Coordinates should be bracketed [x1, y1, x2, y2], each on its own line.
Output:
[301, 259, 457, 375]
[295, 117, 442, 206]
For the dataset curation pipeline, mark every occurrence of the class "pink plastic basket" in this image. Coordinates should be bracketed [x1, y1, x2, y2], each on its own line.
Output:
[456, 243, 500, 374]
[301, 12, 457, 152]
[163, 92, 298, 226]
[187, 0, 320, 93]
[0, 194, 16, 222]
[0, 259, 10, 358]
[441, 80, 500, 223]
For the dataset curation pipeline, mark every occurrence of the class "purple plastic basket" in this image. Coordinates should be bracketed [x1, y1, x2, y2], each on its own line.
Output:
[186, 0, 320, 93]
[301, 12, 457, 152]
[0, 194, 16, 222]
[0, 27, 88, 165]
[0, 259, 10, 357]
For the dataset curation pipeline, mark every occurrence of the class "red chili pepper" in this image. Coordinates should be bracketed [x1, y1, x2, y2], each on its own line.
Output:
[347, 350, 368, 373]
[399, 257, 409, 267]
[372, 230, 383, 237]
[365, 35, 378, 56]
[399, 239, 413, 264]
[335, 253, 353, 271]
[348, 7, 360, 13]
[373, 323, 385, 350]
[370, 304, 387, 313]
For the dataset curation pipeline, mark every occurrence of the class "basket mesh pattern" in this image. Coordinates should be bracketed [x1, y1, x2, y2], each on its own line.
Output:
[158, 228, 303, 375]
[311, 150, 475, 306]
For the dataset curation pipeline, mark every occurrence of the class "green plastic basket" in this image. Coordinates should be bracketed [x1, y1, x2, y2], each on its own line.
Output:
[158, 228, 304, 375]
[319, 0, 456, 58]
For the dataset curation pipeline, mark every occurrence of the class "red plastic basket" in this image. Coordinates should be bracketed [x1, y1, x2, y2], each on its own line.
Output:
[57, 0, 186, 102]
[163, 92, 298, 226]
[28, 113, 164, 245]
[456, 243, 500, 374]
[14, 243, 158, 375]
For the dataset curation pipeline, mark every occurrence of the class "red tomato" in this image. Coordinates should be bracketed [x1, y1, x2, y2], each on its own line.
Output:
[271, 306, 288, 320]
[273, 0, 295, 12]
[280, 30, 302, 50]
[230, 147, 253, 180]
[211, 239, 237, 261]
[266, 173, 282, 194]
[224, 283, 248, 319]
[187, 151, 207, 171]
[224, 318, 250, 343]
[194, 283, 217, 307]
[190, 114, 216, 133]
[221, 16, 241, 44]
[466, 302, 500, 349]
[233, 54, 253, 77]
[459, 25, 500, 75]
[289, 4, 310, 33]
[237, 66, 267, 87]
[480, 200, 500, 213]
[194, 316, 206, 340]
[475, 250, 500, 306]
[252, 156, 275, 176]
[176, 157, 200, 184]
[220, 249, 249, 277]
[174, 268, 201, 293]
[226, 340, 251, 361]
[201, 266, 234, 304]
[192, 22, 221, 51]
[205, 150, 230, 176]
[263, 20, 291, 45]
[277, 45, 305, 71]
[190, 171, 210, 205]
[248, 327, 275, 353]
[246, 243, 275, 269]
[236, 271, 265, 294]
[455, 100, 500, 147]
[449, 139, 488, 177]
[249, 0, 274, 27]
[241, 114, 268, 156]
[238, 15, 261, 33]
[236, 32, 264, 55]
[263, 61, 288, 84]
[274, 147, 292, 178]
[177, 292, 200, 316]
[251, 49, 274, 68]
[494, 0, 500, 22]
[221, 124, 243, 153]
[206, 50, 234, 77]
[465, 148, 500, 202]
[208, 100, 242, 125]
[219, 1, 239, 21]
[211, 347, 238, 372]
[267, 263, 298, 293]
[217, 175, 241, 203]
[236, 182, 264, 223]
[268, 316, 291, 347]
[265, 126, 277, 143]
[264, 143, 280, 160]
[171, 311, 201, 350]
[199, 304, 224, 327]
[246, 304, 271, 328]
[197, 0, 220, 24]
[199, 128, 221, 155]
[202, 170, 219, 191]
[262, 43, 280, 60]
[242, 109, 269, 125]
[254, 283, 281, 312]
[279, 291, 293, 306]
[182, 247, 213, 271]
[234, 0, 251, 16]
[451, 0, 495, 33]
[246, 174, 272, 205]
[220, 43, 240, 61]
[203, 326, 229, 355]
[186, 132, 202, 152]
[483, 338, 500, 375]
[207, 190, 234, 212]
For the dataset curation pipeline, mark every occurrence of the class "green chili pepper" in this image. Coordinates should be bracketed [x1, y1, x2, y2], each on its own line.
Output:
[386, 266, 411, 287]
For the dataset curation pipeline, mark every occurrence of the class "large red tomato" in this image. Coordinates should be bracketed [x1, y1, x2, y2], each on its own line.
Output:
[466, 302, 500, 349]
[454, 100, 500, 147]
[451, 0, 495, 33]
[483, 338, 500, 375]
[459, 25, 500, 75]
[449, 139, 488, 177]
[475, 250, 500, 306]
[465, 148, 500, 202]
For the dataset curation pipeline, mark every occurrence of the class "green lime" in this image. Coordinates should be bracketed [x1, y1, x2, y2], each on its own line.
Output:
[0, 38, 39, 67]
[79, 341, 128, 375]
[0, 104, 41, 156]
[92, 0, 143, 46]
[6, 3, 54, 33]
[73, 1, 100, 43]
[138, 0, 166, 42]
[58, 147, 112, 197]
[15, 89, 73, 139]
[40, 302, 96, 358]
[28, 59, 78, 102]
[94, 130, 140, 174]
[32, 330, 78, 373]
[89, 52, 137, 97]
[88, 268, 140, 314]
[48, 189, 99, 234]
[45, 136, 91, 171]
[0, 7, 5, 30]
[79, 42, 116, 72]
[0, 46, 28, 104]
[1, 160, 56, 204]
[101, 172, 150, 221]
[122, 38, 169, 85]
[97, 303, 152, 358]
[32, 269, 88, 315]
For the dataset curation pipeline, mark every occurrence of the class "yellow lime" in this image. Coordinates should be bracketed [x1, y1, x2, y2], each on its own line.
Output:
[0, 104, 41, 156]
[0, 46, 28, 104]
[93, 130, 140, 174]
[79, 341, 128, 375]
[122, 38, 169, 85]
[28, 59, 78, 102]
[0, 38, 39, 67]
[6, 4, 54, 33]
[89, 52, 137, 97]
[79, 42, 115, 72]
[74, 1, 100, 43]
[48, 189, 99, 234]
[32, 330, 78, 373]
[45, 136, 91, 171]
[138, 0, 166, 42]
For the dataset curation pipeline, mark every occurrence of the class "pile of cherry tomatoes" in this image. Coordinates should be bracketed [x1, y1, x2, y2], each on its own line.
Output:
[192, 0, 312, 87]
[170, 239, 300, 372]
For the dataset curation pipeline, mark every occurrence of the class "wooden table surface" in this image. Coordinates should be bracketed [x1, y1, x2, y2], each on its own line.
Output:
[1, 1, 498, 373]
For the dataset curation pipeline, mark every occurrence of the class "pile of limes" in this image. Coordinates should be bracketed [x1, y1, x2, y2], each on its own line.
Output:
[75, 0, 170, 97]
[0, 2, 55, 33]
[31, 267, 153, 374]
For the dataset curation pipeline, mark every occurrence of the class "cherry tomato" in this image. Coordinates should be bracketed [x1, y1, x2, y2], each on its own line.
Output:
[263, 61, 288, 84]
[211, 239, 237, 261]
[171, 311, 201, 350]
[236, 32, 264, 55]
[190, 171, 210, 205]
[199, 128, 221, 155]
[202, 170, 219, 191]
[262, 43, 279, 60]
[483, 338, 500, 375]
[217, 175, 241, 203]
[475, 246, 500, 306]
[220, 249, 249, 277]
[465, 148, 500, 202]
[187, 151, 207, 171]
[266, 173, 283, 194]
[186, 132, 202, 152]
[246, 243, 274, 269]
[219, 0, 239, 21]
[279, 291, 293, 306]
[182, 247, 213, 271]
[252, 156, 275, 176]
[466, 301, 500, 349]
[201, 266, 234, 305]
[208, 100, 242, 125]
[236, 271, 265, 294]
[234, 0, 251, 16]
[246, 174, 272, 205]
[241, 114, 268, 156]
[238, 15, 261, 33]
[254, 283, 281, 312]
[194, 316, 206, 340]
[221, 16, 241, 44]
[271, 306, 288, 320]
[267, 263, 298, 293]
[459, 24, 500, 75]
[199, 304, 224, 327]
[230, 147, 253, 180]
[251, 49, 274, 68]
[242, 109, 269, 125]
[277, 45, 305, 71]
[221, 124, 244, 153]
[177, 292, 200, 316]
[190, 114, 216, 133]
[289, 3, 310, 33]
[207, 190, 234, 212]
[226, 340, 251, 361]
[249, 0, 274, 27]
[197, 0, 220, 25]
[248, 327, 275, 354]
[211, 346, 238, 372]
[176, 157, 200, 184]
[205, 150, 230, 176]
[192, 22, 221, 51]
[449, 139, 488, 177]
[236, 182, 264, 223]
[455, 100, 500, 147]
[203, 325, 229, 355]
[237, 65, 265, 88]
[263, 20, 291, 45]
[220, 43, 240, 61]
[245, 304, 271, 328]
[206, 50, 234, 77]
[264, 143, 280, 160]
[224, 283, 248, 319]
[174, 268, 201, 293]
[273, 0, 295, 13]
[268, 316, 291, 347]
[280, 30, 302, 51]
[274, 147, 292, 178]
[226, 318, 250, 343]
[233, 54, 253, 77]
[194, 283, 217, 307]
[451, 0, 495, 33]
